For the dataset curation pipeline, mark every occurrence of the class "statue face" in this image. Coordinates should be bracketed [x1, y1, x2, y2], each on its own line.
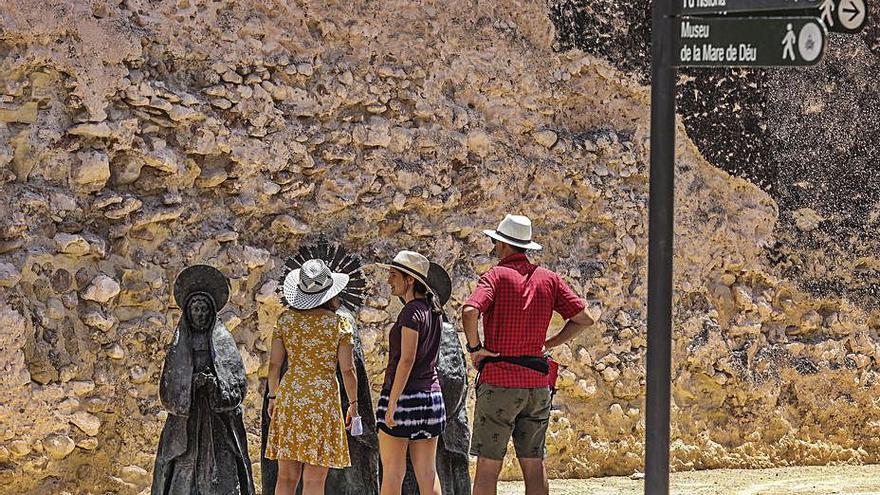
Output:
[187, 296, 213, 332]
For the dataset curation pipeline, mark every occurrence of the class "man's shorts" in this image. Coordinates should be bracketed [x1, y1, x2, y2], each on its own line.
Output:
[470, 383, 551, 460]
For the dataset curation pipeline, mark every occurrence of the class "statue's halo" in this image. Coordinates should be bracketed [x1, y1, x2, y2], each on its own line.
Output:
[173, 264, 230, 310]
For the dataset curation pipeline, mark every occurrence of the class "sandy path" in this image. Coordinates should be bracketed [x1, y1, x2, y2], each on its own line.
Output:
[497, 464, 880, 494]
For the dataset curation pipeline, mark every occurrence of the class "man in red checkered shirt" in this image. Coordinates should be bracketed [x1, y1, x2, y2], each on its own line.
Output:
[462, 214, 596, 495]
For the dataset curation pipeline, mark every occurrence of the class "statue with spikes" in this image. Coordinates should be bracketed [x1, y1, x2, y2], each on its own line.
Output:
[261, 238, 380, 495]
[261, 238, 471, 494]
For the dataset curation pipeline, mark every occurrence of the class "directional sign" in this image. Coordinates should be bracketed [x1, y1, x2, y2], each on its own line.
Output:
[819, 0, 869, 33]
[674, 16, 827, 67]
[673, 0, 821, 15]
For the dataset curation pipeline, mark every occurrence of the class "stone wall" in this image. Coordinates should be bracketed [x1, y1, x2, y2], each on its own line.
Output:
[1, 1, 879, 494]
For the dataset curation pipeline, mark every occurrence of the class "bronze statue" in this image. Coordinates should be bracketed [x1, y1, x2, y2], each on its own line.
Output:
[152, 265, 255, 495]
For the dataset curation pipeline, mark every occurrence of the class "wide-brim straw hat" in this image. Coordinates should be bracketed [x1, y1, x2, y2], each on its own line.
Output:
[483, 213, 543, 250]
[427, 262, 452, 306]
[282, 258, 350, 310]
[379, 250, 450, 304]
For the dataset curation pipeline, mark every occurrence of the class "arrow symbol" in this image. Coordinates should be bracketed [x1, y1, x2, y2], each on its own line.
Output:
[842, 0, 862, 21]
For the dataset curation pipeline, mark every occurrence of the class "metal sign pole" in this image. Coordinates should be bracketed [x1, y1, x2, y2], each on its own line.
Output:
[645, 0, 863, 492]
[646, 0, 676, 493]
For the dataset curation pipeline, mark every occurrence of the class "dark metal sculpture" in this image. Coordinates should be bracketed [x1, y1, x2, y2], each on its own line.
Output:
[152, 265, 255, 495]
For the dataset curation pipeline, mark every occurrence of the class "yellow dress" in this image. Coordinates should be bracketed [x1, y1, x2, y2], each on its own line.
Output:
[265, 310, 353, 467]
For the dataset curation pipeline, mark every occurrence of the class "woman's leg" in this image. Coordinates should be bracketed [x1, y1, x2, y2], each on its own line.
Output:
[275, 460, 303, 495]
[409, 436, 442, 495]
[379, 430, 410, 495]
[301, 463, 329, 495]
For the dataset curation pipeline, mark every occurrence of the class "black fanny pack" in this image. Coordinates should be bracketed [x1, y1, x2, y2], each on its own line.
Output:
[478, 355, 550, 375]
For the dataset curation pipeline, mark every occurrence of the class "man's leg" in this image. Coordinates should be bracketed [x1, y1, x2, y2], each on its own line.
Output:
[518, 458, 548, 495]
[470, 384, 524, 495]
[511, 387, 552, 495]
[473, 457, 504, 495]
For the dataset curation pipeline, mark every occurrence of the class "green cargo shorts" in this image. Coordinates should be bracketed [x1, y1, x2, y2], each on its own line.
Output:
[470, 383, 551, 460]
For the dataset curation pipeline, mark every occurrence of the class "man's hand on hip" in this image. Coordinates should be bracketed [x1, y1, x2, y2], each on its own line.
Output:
[470, 348, 500, 369]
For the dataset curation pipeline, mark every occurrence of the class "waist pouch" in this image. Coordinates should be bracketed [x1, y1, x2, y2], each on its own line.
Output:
[478, 355, 562, 391]
[478, 355, 550, 374]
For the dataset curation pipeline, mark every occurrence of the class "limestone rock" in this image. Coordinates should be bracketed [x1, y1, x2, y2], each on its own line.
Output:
[533, 129, 559, 148]
[243, 246, 271, 268]
[9, 440, 31, 457]
[120, 465, 151, 486]
[359, 307, 390, 324]
[196, 167, 228, 188]
[793, 208, 824, 232]
[239, 346, 260, 375]
[82, 311, 117, 331]
[77, 437, 98, 450]
[466, 130, 491, 157]
[106, 343, 125, 359]
[143, 147, 181, 174]
[44, 435, 76, 460]
[270, 215, 310, 235]
[54, 233, 90, 255]
[68, 122, 112, 138]
[0, 102, 38, 123]
[82, 275, 121, 303]
[71, 151, 111, 191]
[70, 411, 101, 436]
[104, 197, 143, 219]
[0, 262, 22, 288]
[129, 366, 149, 384]
[69, 380, 96, 396]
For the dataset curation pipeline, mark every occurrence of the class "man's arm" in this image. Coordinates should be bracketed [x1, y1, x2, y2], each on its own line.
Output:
[545, 309, 595, 349]
[462, 304, 499, 368]
[462, 304, 481, 349]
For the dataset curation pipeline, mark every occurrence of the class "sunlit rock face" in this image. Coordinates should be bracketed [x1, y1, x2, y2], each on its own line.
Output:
[551, 0, 880, 474]
[0, 0, 877, 493]
[552, 0, 880, 305]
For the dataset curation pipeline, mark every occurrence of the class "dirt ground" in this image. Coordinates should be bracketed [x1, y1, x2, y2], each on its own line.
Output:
[497, 464, 880, 494]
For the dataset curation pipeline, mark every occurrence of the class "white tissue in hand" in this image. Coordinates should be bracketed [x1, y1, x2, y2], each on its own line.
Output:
[350, 416, 363, 436]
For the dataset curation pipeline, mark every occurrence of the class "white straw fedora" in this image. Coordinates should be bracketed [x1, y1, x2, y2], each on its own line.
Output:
[379, 250, 432, 288]
[483, 214, 542, 250]
[282, 259, 350, 310]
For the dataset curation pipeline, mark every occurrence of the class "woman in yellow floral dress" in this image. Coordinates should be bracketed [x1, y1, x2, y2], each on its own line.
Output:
[266, 259, 359, 495]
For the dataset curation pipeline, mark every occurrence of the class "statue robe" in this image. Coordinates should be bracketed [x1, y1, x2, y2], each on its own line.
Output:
[152, 312, 255, 495]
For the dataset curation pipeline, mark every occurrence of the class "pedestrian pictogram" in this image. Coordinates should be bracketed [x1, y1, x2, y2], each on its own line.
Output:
[783, 23, 797, 60]
[820, 0, 836, 24]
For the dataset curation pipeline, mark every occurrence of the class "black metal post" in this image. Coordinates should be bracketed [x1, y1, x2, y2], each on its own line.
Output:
[646, 0, 676, 493]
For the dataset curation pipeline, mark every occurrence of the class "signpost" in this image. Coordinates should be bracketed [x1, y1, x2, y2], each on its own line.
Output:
[674, 17, 827, 67]
[646, 0, 867, 493]
[673, 0, 821, 15]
